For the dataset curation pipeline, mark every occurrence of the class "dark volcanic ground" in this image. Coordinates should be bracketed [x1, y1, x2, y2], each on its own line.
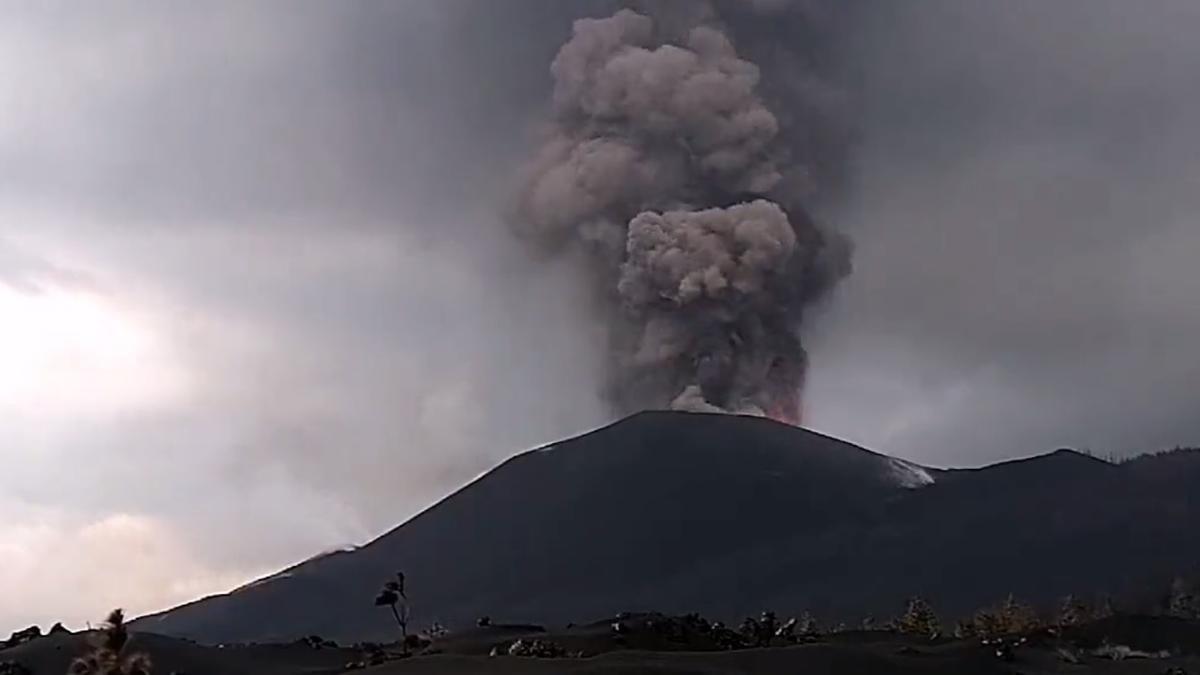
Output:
[132, 412, 1200, 645]
[0, 630, 356, 675]
[6, 615, 1200, 675]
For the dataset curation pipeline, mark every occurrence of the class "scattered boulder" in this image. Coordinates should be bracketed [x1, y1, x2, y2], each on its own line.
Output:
[641, 613, 744, 649]
[1092, 642, 1172, 661]
[982, 635, 1027, 662]
[48, 623, 71, 636]
[739, 611, 780, 647]
[1055, 646, 1083, 664]
[731, 611, 825, 648]
[506, 638, 566, 658]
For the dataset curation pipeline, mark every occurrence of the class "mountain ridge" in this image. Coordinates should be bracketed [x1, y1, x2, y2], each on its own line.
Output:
[133, 411, 1200, 644]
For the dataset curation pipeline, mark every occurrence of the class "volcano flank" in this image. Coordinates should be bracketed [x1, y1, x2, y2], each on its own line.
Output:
[134, 412, 1200, 646]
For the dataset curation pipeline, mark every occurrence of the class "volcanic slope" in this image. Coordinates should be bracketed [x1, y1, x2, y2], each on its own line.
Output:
[134, 412, 1200, 644]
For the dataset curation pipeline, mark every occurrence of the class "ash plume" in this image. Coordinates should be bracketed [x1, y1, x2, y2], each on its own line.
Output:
[512, 3, 851, 423]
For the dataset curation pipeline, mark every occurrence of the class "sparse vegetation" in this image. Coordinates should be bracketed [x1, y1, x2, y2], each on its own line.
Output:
[794, 612, 821, 641]
[738, 611, 781, 647]
[896, 596, 941, 639]
[1167, 577, 1200, 619]
[296, 635, 339, 650]
[717, 610, 824, 649]
[956, 594, 1041, 640]
[756, 613, 814, 644]
[69, 610, 151, 675]
[1119, 445, 1200, 465]
[631, 612, 741, 649]
[3, 599, 1193, 674]
[1056, 594, 1090, 628]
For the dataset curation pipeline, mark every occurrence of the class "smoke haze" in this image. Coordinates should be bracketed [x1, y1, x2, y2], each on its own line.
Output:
[2, 0, 1199, 634]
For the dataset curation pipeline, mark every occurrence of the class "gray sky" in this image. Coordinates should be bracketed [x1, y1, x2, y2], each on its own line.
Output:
[2, 0, 1199, 632]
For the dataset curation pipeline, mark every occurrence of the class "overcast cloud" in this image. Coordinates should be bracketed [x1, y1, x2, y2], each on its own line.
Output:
[806, 0, 1200, 463]
[2, 0, 1199, 632]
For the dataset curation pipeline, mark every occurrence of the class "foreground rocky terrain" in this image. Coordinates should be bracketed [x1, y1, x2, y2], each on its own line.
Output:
[4, 613, 1200, 675]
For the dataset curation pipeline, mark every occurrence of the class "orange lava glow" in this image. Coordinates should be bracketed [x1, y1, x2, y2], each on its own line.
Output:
[766, 390, 802, 426]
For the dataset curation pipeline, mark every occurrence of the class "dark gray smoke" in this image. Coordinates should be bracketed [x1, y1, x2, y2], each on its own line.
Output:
[512, 3, 851, 423]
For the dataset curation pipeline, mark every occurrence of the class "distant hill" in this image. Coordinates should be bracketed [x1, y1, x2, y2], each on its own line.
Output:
[133, 412, 1200, 644]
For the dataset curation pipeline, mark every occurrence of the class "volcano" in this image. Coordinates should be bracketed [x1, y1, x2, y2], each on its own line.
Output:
[133, 412, 1200, 644]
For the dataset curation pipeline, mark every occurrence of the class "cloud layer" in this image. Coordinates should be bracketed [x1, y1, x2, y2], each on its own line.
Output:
[3, 0, 1200, 633]
[806, 0, 1200, 463]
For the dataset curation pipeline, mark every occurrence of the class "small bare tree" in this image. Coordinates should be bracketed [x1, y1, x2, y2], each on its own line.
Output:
[375, 572, 410, 653]
[69, 610, 151, 675]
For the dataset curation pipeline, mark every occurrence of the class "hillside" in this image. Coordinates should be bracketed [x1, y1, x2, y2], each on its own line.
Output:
[134, 412, 1200, 644]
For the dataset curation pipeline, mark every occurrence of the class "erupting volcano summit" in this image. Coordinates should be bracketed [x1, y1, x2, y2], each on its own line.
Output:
[510, 4, 852, 424]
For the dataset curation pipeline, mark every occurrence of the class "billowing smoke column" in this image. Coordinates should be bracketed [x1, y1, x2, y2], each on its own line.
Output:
[513, 3, 850, 424]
